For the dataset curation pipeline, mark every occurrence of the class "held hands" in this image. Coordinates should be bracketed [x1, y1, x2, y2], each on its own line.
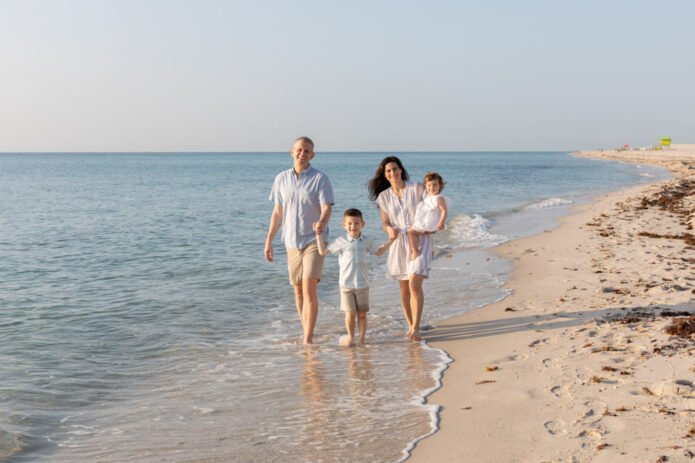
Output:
[387, 226, 399, 241]
[313, 221, 325, 235]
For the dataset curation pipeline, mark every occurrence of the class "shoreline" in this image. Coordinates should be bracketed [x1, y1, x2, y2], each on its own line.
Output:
[409, 144, 695, 461]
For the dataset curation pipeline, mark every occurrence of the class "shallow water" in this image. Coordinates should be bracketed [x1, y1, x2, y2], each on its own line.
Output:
[0, 152, 669, 462]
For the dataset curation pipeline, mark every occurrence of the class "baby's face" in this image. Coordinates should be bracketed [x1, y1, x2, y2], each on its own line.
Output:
[425, 180, 441, 196]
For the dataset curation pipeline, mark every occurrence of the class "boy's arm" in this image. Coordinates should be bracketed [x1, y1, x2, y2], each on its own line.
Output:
[437, 197, 448, 230]
[375, 237, 395, 256]
[316, 229, 331, 256]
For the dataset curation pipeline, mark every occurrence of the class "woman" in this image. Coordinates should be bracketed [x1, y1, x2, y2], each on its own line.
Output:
[368, 156, 432, 341]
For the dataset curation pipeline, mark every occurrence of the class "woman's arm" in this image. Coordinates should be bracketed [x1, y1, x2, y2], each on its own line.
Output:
[379, 206, 399, 240]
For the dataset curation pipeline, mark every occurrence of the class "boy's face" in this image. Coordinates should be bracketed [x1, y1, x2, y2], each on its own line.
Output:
[343, 215, 365, 238]
[291, 140, 315, 170]
[425, 179, 441, 196]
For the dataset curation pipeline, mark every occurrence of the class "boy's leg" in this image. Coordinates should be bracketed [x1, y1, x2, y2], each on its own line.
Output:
[342, 311, 356, 346]
[357, 312, 367, 345]
[408, 229, 421, 261]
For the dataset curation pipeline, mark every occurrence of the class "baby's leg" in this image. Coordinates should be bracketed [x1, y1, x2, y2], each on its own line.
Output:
[342, 311, 356, 346]
[408, 228, 422, 261]
[357, 312, 367, 345]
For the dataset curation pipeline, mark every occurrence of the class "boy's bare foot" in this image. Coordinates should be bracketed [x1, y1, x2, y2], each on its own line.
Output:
[340, 335, 354, 347]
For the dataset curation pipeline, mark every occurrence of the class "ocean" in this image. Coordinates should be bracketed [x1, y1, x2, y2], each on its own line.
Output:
[0, 151, 669, 462]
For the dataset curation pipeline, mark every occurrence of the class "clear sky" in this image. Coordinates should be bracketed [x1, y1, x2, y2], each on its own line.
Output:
[1, 0, 693, 152]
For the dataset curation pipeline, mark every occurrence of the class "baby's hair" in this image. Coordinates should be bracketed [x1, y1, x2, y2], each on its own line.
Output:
[424, 172, 445, 191]
[344, 208, 363, 219]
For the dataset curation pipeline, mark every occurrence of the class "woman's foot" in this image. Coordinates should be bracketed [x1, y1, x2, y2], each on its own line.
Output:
[409, 333, 422, 342]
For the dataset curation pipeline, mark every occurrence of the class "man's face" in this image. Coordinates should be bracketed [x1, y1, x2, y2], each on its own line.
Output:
[291, 141, 315, 169]
[343, 216, 365, 238]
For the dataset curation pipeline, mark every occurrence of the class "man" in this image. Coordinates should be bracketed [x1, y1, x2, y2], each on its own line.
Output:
[265, 137, 333, 344]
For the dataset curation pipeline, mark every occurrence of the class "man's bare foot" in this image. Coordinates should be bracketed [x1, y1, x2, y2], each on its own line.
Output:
[303, 336, 313, 345]
[340, 335, 354, 347]
[358, 336, 365, 346]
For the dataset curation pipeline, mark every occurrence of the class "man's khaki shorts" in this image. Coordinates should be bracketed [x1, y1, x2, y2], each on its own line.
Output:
[339, 286, 370, 313]
[286, 242, 325, 286]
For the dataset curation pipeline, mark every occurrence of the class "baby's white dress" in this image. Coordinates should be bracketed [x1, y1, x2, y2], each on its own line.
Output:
[412, 194, 451, 232]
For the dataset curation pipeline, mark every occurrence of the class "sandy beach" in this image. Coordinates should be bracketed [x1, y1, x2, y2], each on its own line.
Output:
[411, 144, 695, 462]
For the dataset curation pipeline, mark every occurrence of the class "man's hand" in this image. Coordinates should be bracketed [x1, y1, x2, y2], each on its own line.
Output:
[264, 242, 273, 263]
[313, 221, 325, 235]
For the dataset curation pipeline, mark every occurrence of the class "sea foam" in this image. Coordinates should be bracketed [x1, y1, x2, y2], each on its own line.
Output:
[445, 213, 508, 249]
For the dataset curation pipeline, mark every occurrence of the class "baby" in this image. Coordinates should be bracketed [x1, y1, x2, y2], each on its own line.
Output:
[408, 172, 451, 262]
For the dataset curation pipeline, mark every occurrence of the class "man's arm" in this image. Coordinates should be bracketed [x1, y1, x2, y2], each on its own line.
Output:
[314, 203, 332, 235]
[265, 205, 283, 263]
[315, 229, 331, 256]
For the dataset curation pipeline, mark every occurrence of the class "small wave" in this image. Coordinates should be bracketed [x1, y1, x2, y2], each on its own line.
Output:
[639, 172, 654, 178]
[445, 214, 507, 249]
[524, 197, 573, 210]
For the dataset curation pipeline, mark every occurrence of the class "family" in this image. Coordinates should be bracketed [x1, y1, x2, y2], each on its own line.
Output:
[264, 137, 450, 346]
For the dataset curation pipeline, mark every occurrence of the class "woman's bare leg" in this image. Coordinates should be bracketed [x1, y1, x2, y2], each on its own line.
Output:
[399, 280, 413, 337]
[408, 274, 425, 341]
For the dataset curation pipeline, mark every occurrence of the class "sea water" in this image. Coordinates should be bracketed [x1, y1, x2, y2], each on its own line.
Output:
[0, 152, 669, 462]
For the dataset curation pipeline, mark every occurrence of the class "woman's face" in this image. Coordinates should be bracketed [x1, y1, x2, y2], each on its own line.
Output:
[383, 162, 402, 184]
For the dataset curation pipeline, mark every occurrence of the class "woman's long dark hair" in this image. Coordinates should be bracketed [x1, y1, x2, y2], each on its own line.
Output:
[367, 156, 409, 201]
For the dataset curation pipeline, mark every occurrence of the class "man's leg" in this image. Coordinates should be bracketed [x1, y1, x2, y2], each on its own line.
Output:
[287, 247, 305, 333]
[292, 284, 304, 330]
[302, 277, 320, 344]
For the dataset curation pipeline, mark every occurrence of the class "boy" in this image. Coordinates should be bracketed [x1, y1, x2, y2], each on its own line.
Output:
[316, 209, 394, 346]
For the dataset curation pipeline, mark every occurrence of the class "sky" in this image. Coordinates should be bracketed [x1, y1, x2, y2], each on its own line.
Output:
[1, 0, 693, 152]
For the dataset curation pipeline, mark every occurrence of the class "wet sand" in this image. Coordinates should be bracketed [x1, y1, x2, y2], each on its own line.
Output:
[410, 144, 695, 462]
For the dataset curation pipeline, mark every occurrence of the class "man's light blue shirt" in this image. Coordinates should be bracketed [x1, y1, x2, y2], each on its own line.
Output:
[327, 233, 380, 290]
[269, 165, 334, 249]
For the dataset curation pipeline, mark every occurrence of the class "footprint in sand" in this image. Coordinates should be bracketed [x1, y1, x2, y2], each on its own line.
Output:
[544, 420, 567, 435]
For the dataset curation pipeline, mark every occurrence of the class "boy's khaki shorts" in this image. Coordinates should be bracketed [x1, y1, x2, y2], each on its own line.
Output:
[339, 286, 370, 313]
[286, 242, 325, 286]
